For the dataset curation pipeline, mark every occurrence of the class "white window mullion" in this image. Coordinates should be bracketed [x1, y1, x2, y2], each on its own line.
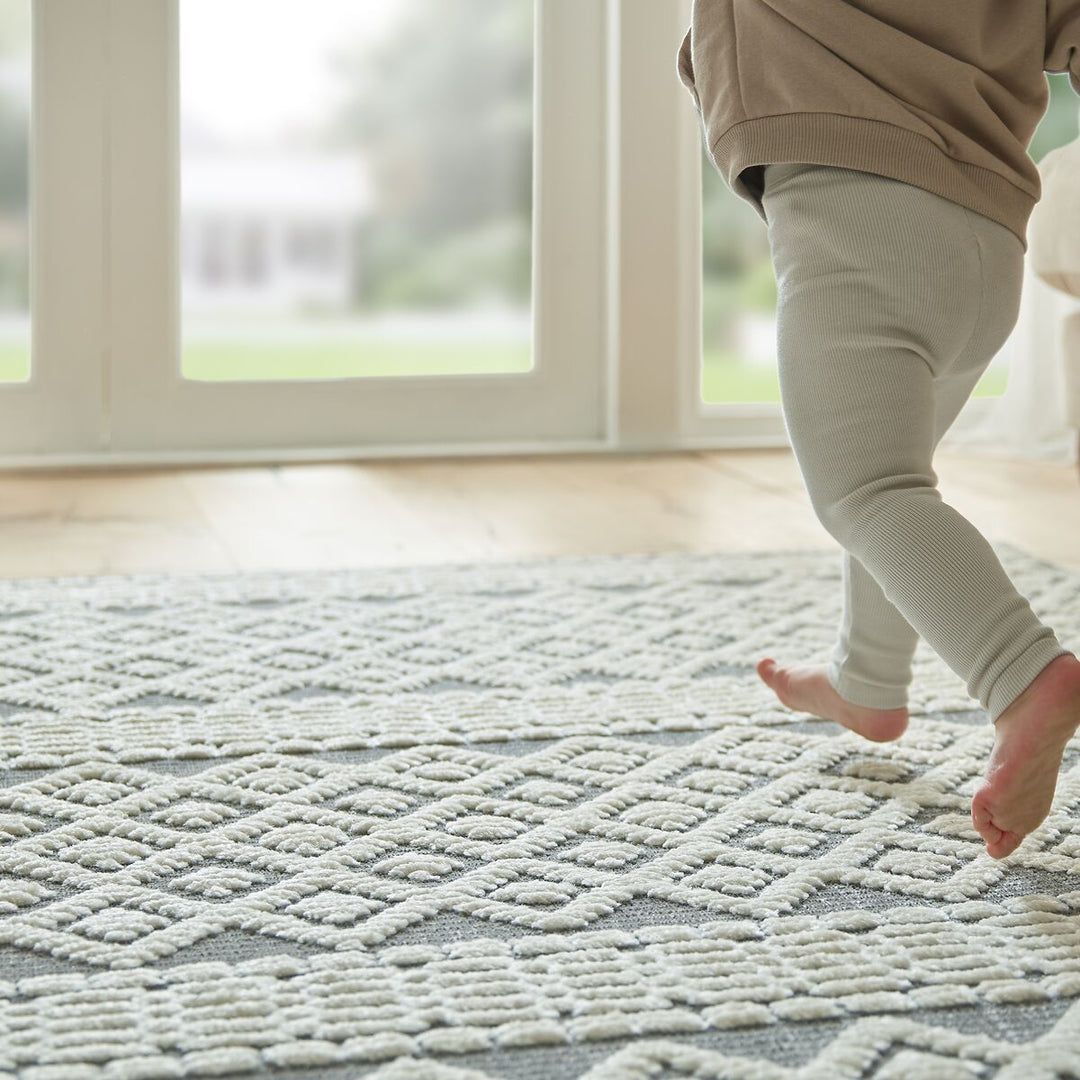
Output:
[611, 0, 787, 453]
[0, 0, 107, 464]
[607, 0, 684, 449]
[665, 0, 788, 450]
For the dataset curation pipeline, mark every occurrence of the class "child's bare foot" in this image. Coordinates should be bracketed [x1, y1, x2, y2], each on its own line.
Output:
[970, 653, 1080, 860]
[756, 657, 909, 742]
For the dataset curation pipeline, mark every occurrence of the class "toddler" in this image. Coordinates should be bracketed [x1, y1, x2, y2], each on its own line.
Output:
[678, 0, 1080, 859]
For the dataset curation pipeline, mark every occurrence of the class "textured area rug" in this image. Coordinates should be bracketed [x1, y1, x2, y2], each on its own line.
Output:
[1, 542, 1080, 1080]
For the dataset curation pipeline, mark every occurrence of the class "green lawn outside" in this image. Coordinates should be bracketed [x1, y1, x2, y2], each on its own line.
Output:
[0, 342, 1009, 401]
[0, 343, 28, 382]
[182, 341, 534, 381]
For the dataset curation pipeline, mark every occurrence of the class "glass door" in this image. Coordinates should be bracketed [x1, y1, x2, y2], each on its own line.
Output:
[108, 0, 607, 456]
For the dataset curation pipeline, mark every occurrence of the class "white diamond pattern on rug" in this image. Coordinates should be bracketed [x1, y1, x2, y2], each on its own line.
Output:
[0, 543, 1078, 1078]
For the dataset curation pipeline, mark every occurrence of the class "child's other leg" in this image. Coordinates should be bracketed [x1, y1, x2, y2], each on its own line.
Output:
[759, 551, 914, 743]
[823, 329, 1022, 714]
[827, 550, 916, 710]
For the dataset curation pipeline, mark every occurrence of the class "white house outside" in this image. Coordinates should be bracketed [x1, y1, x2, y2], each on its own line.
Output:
[180, 125, 372, 316]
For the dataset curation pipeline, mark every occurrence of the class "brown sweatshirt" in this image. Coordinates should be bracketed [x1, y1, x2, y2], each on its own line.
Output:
[677, 1, 1080, 252]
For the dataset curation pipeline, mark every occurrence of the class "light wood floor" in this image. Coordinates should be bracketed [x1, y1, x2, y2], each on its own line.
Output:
[0, 449, 1076, 579]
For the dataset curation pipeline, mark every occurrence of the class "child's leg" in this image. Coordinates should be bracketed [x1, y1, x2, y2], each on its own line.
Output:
[826, 292, 1032, 711]
[827, 551, 917, 710]
[762, 162, 1072, 725]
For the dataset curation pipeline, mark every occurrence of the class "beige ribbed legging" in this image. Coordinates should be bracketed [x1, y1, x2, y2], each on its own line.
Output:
[761, 162, 1073, 724]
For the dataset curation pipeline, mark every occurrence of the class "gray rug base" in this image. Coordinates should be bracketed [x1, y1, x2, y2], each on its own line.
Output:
[1, 543, 1079, 1078]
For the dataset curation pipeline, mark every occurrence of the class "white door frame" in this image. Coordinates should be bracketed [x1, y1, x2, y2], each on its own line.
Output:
[0, 1, 106, 461]
[613, 0, 785, 452]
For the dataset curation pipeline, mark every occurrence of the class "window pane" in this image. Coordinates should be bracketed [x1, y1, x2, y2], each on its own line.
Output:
[180, 0, 534, 383]
[0, 1, 29, 384]
[700, 73, 1080, 405]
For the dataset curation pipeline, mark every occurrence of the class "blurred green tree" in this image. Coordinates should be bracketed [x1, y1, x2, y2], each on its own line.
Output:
[321, 0, 534, 312]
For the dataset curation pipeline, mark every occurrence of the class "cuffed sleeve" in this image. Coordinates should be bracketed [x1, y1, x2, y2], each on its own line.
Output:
[1046, 0, 1080, 95]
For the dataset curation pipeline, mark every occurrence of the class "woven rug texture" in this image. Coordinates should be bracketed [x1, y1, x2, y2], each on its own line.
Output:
[1, 542, 1080, 1080]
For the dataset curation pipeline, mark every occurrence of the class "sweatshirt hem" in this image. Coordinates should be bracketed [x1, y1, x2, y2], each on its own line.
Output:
[711, 115, 1035, 253]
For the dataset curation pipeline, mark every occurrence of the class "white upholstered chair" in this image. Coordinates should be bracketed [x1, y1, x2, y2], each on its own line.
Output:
[1028, 132, 1080, 466]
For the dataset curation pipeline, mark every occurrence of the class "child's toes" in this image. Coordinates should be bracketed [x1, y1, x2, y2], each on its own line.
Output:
[970, 791, 1002, 846]
[972, 792, 1024, 858]
[757, 658, 780, 685]
[987, 830, 1023, 860]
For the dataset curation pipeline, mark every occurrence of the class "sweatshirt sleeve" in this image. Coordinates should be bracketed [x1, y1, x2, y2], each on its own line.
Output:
[1046, 0, 1080, 95]
[677, 26, 699, 109]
